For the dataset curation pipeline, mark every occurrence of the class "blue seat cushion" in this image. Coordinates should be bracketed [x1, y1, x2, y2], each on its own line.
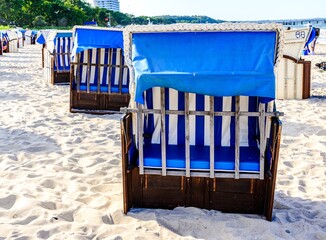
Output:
[142, 144, 260, 172]
[54, 65, 70, 71]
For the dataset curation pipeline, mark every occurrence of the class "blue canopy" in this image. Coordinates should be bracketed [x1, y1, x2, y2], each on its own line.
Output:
[132, 31, 277, 104]
[71, 27, 124, 58]
[303, 27, 317, 55]
[46, 31, 72, 53]
[36, 34, 46, 44]
[25, 30, 38, 37]
[0, 31, 9, 41]
[37, 30, 58, 44]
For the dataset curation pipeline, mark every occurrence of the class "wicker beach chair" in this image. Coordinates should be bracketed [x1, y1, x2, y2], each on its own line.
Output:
[44, 31, 73, 85]
[276, 26, 312, 99]
[120, 23, 284, 221]
[70, 26, 130, 114]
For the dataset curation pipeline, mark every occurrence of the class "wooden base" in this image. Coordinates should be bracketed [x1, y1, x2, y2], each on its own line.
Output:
[51, 72, 70, 85]
[283, 55, 311, 99]
[70, 90, 130, 114]
[121, 113, 282, 221]
[124, 168, 273, 217]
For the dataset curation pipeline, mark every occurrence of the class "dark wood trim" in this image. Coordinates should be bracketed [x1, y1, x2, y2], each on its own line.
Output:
[42, 44, 45, 68]
[264, 118, 282, 221]
[302, 60, 311, 99]
[70, 90, 130, 114]
[121, 115, 282, 221]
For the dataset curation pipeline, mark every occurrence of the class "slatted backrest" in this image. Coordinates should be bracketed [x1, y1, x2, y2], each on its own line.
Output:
[143, 87, 260, 148]
[73, 48, 129, 93]
[54, 36, 73, 71]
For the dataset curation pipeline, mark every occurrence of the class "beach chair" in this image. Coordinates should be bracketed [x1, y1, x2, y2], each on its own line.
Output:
[0, 31, 10, 53]
[276, 27, 312, 99]
[24, 30, 37, 45]
[44, 31, 73, 85]
[19, 29, 26, 47]
[16, 30, 24, 48]
[36, 30, 50, 68]
[70, 26, 130, 113]
[5, 31, 19, 53]
[0, 37, 2, 55]
[120, 23, 284, 221]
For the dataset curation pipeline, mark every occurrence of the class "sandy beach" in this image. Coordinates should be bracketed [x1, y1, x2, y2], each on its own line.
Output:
[0, 43, 325, 239]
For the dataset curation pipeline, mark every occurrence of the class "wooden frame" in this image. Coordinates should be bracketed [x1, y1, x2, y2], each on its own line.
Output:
[277, 55, 311, 99]
[42, 43, 46, 68]
[121, 112, 282, 221]
[45, 45, 71, 85]
[52, 48, 70, 84]
[121, 23, 284, 221]
[70, 48, 130, 114]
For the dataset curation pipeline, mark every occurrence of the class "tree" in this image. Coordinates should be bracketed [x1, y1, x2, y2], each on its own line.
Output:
[32, 16, 47, 27]
[0, 0, 23, 25]
[0, 0, 224, 28]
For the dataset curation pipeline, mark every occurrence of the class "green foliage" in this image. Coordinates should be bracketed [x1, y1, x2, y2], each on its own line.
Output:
[32, 16, 47, 27]
[0, 0, 224, 28]
[0, 25, 12, 30]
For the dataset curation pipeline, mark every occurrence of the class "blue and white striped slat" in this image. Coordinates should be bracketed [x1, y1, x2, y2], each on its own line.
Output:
[144, 87, 260, 148]
[54, 37, 72, 71]
[75, 48, 129, 93]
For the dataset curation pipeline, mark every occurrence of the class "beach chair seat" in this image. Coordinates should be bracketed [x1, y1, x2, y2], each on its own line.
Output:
[140, 89, 267, 172]
[70, 26, 130, 113]
[121, 23, 284, 220]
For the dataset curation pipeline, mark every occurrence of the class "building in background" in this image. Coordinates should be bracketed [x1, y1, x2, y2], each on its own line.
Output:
[87, 0, 120, 12]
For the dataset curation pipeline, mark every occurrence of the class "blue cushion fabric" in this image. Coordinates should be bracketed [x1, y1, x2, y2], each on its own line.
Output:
[53, 36, 72, 71]
[72, 48, 130, 94]
[141, 87, 262, 172]
[143, 144, 260, 172]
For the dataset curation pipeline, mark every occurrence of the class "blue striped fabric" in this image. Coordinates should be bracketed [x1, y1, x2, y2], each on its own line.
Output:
[54, 37, 72, 72]
[73, 48, 130, 93]
[144, 87, 259, 148]
[141, 87, 264, 171]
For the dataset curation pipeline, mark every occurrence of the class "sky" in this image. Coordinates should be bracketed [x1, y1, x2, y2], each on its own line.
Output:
[119, 0, 325, 21]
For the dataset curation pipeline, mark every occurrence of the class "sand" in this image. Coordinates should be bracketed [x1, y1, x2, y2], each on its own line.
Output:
[0, 43, 325, 240]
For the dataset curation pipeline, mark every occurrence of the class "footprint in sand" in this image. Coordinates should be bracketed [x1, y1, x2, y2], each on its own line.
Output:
[109, 159, 120, 166]
[39, 179, 58, 189]
[58, 209, 76, 222]
[13, 216, 38, 225]
[39, 201, 57, 210]
[36, 230, 50, 239]
[0, 194, 17, 210]
[316, 129, 326, 136]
